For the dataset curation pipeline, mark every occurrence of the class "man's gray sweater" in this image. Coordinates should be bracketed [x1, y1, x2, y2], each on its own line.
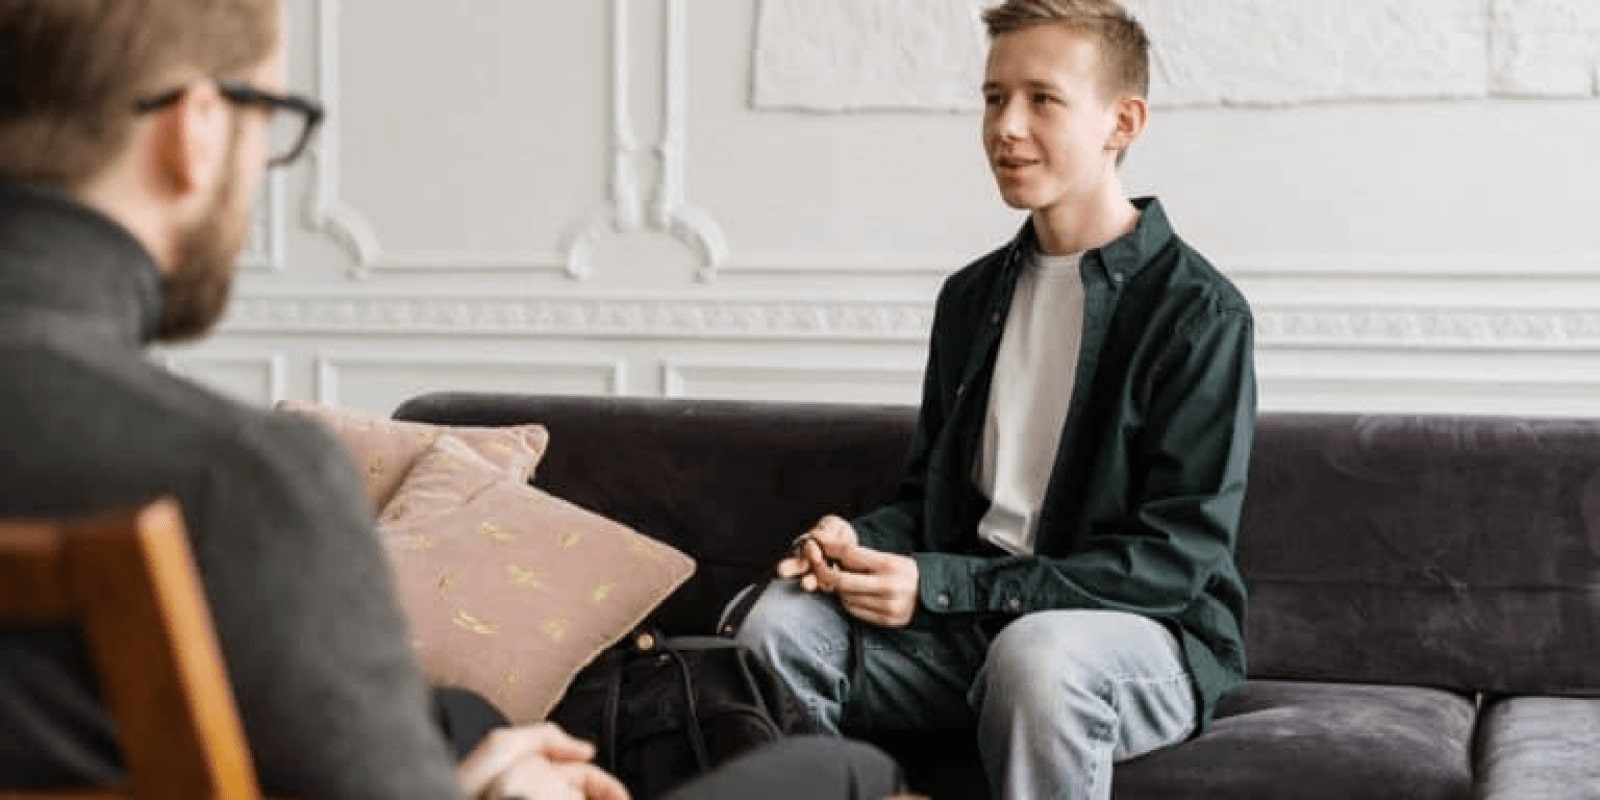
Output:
[0, 180, 462, 798]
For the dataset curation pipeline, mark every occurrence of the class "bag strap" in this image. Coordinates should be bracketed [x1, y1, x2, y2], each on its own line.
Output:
[717, 581, 767, 636]
[657, 640, 715, 771]
[600, 648, 624, 774]
[730, 646, 776, 722]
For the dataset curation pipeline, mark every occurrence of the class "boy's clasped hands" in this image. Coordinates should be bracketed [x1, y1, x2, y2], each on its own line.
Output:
[775, 515, 921, 629]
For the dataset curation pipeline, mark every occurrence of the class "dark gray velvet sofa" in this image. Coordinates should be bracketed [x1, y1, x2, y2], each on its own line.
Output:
[395, 393, 1600, 800]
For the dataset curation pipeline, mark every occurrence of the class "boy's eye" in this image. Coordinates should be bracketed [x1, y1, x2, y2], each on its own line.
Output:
[1032, 93, 1055, 105]
[983, 93, 1002, 107]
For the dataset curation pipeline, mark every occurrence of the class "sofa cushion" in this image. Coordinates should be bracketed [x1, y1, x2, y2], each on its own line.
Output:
[1473, 695, 1600, 800]
[1113, 680, 1474, 800]
[1239, 415, 1600, 695]
[378, 434, 695, 722]
[279, 399, 549, 510]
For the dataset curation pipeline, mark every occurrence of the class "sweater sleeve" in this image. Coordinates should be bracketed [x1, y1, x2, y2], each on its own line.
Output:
[189, 415, 462, 800]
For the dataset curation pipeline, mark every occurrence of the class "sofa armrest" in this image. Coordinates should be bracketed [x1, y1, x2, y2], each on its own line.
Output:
[1473, 695, 1600, 799]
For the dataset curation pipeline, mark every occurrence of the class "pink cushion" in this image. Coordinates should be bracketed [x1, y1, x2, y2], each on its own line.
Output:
[378, 434, 695, 721]
[277, 399, 548, 510]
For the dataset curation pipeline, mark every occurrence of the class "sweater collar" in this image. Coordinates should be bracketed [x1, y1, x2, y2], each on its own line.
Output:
[0, 179, 165, 348]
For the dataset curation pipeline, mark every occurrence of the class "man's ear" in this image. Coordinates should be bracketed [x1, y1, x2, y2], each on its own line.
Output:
[147, 81, 229, 206]
[1106, 94, 1149, 155]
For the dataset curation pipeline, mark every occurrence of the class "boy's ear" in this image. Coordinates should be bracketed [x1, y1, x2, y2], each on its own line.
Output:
[1107, 94, 1149, 152]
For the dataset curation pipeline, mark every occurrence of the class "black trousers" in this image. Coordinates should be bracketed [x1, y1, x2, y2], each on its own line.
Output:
[433, 688, 903, 800]
[663, 735, 902, 800]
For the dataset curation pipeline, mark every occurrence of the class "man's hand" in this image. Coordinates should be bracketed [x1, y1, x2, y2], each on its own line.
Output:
[776, 514, 858, 592]
[458, 724, 629, 800]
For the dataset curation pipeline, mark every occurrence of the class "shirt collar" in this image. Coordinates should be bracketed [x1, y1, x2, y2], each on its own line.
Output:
[1005, 196, 1174, 285]
[0, 179, 165, 347]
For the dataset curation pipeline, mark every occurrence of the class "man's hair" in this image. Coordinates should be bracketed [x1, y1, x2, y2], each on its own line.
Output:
[0, 0, 279, 190]
[982, 0, 1150, 100]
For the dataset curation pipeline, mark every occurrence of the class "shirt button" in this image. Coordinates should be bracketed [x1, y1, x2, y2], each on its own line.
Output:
[955, 383, 966, 398]
[990, 311, 1002, 325]
[936, 593, 951, 609]
[1006, 597, 1022, 613]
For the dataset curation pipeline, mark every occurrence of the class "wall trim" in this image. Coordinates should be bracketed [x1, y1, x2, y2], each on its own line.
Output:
[718, 250, 1600, 280]
[227, 293, 935, 341]
[1255, 306, 1600, 350]
[160, 351, 289, 405]
[306, 0, 580, 279]
[218, 292, 1600, 351]
[241, 167, 286, 273]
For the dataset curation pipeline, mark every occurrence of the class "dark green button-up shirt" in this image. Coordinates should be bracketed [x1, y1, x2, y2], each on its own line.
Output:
[853, 197, 1255, 730]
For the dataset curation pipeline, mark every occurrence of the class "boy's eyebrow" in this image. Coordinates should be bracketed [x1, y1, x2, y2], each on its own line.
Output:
[981, 79, 1065, 93]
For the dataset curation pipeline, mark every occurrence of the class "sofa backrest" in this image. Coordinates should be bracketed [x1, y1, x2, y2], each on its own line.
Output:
[1241, 414, 1600, 696]
[395, 393, 1600, 696]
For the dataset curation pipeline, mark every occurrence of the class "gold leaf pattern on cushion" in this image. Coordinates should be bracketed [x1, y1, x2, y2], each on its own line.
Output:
[452, 610, 499, 635]
[396, 534, 436, 552]
[479, 521, 517, 545]
[540, 618, 570, 643]
[628, 538, 668, 562]
[506, 564, 546, 589]
[275, 400, 549, 510]
[436, 570, 457, 595]
[378, 434, 695, 723]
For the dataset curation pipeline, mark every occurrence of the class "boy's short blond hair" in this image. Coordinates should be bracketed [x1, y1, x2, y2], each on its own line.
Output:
[982, 0, 1150, 99]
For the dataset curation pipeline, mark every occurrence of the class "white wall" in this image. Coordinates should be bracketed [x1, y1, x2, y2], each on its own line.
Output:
[164, 0, 1600, 417]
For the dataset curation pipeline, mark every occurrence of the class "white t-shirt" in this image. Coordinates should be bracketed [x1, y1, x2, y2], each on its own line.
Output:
[974, 249, 1086, 555]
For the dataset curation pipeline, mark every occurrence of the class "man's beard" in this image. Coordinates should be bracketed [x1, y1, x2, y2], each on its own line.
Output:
[155, 136, 252, 343]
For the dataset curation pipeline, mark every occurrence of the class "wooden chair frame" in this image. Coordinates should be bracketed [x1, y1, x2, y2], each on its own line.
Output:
[0, 498, 261, 799]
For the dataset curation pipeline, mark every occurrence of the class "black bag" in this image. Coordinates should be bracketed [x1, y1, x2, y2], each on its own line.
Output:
[548, 627, 814, 799]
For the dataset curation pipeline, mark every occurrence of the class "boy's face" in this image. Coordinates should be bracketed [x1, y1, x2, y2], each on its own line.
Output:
[982, 24, 1124, 216]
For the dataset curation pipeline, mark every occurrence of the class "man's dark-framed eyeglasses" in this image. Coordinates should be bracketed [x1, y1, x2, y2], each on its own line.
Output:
[135, 80, 325, 168]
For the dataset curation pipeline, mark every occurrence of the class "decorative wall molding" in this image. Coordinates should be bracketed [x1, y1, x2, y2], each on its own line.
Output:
[225, 294, 935, 341]
[571, 0, 730, 281]
[221, 293, 1600, 352]
[314, 353, 627, 407]
[752, 0, 1600, 113]
[241, 156, 286, 272]
[1255, 307, 1600, 351]
[305, 0, 572, 279]
[656, 0, 727, 281]
[564, 0, 649, 280]
[160, 351, 288, 406]
[718, 250, 1600, 280]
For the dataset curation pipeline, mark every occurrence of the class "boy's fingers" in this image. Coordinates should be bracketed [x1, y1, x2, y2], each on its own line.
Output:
[833, 570, 884, 596]
[837, 544, 892, 573]
[806, 540, 842, 589]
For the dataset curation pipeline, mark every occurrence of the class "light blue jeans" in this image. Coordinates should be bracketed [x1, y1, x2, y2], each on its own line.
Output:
[736, 580, 1197, 800]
